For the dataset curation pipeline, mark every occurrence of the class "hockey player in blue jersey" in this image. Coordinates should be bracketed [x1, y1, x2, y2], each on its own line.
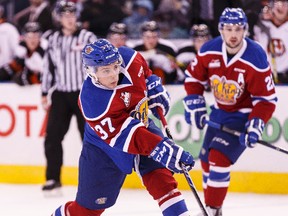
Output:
[51, 39, 195, 216]
[183, 8, 277, 216]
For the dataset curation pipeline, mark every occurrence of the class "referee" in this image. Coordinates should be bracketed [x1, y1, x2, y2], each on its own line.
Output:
[41, 1, 97, 192]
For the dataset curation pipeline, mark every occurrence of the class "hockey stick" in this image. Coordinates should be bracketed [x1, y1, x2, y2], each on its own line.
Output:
[204, 120, 288, 155]
[157, 108, 209, 216]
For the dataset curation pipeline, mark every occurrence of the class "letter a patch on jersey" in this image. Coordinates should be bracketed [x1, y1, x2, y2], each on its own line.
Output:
[120, 91, 131, 107]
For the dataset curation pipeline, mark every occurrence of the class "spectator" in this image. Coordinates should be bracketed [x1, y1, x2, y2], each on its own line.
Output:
[153, 0, 192, 38]
[0, 5, 20, 69]
[122, 0, 154, 39]
[80, 0, 127, 38]
[13, 0, 54, 33]
[133, 20, 179, 84]
[241, 0, 265, 39]
[191, 0, 244, 37]
[0, 21, 47, 85]
[254, 0, 288, 84]
[176, 24, 211, 83]
[41, 0, 97, 193]
[106, 22, 133, 48]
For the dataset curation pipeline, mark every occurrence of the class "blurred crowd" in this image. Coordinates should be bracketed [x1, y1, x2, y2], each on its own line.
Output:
[0, 0, 288, 85]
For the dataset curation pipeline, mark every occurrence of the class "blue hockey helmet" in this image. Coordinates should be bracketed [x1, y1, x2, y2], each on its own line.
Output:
[218, 8, 248, 30]
[82, 39, 122, 68]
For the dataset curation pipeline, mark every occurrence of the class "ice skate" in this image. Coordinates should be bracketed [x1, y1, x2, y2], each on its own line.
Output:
[42, 180, 62, 197]
[195, 206, 222, 216]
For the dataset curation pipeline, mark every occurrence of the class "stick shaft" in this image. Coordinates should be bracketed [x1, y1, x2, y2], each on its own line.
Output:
[204, 120, 288, 155]
[158, 108, 173, 139]
[157, 108, 209, 216]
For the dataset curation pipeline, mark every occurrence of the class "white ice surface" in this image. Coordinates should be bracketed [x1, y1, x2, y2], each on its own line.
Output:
[1, 183, 288, 216]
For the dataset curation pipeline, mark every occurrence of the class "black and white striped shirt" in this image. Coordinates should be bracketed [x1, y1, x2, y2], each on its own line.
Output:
[41, 28, 97, 95]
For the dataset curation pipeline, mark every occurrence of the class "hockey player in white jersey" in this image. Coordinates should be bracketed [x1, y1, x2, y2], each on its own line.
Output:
[0, 5, 20, 69]
[254, 0, 288, 83]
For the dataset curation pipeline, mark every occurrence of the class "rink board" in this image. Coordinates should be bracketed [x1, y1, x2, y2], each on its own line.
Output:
[0, 165, 288, 194]
[1, 84, 288, 194]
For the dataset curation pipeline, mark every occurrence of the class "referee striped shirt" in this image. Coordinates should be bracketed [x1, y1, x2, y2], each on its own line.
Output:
[41, 28, 97, 95]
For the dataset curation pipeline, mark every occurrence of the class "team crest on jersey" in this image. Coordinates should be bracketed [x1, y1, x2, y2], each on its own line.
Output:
[84, 46, 94, 54]
[120, 91, 131, 107]
[210, 75, 243, 105]
[130, 97, 149, 127]
[268, 39, 285, 57]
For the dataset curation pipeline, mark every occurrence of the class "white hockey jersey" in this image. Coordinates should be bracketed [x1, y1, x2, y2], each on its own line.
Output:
[254, 19, 288, 74]
[0, 22, 20, 68]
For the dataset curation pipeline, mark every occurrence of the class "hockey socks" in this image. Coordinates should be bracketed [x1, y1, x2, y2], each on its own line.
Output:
[51, 201, 71, 216]
[201, 149, 231, 208]
[51, 201, 105, 216]
[142, 168, 190, 216]
[159, 192, 190, 216]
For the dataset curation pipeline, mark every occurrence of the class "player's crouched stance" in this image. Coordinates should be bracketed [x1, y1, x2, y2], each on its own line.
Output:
[51, 39, 195, 216]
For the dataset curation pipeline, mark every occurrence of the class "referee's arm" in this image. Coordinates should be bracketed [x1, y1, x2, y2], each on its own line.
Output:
[41, 48, 55, 97]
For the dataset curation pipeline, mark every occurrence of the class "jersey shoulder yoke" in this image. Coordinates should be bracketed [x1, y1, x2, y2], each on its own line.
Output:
[80, 78, 114, 120]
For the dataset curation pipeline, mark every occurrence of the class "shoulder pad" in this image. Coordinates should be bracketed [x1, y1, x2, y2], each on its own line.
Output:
[199, 36, 222, 54]
[241, 38, 269, 70]
[79, 77, 114, 120]
[118, 46, 137, 67]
